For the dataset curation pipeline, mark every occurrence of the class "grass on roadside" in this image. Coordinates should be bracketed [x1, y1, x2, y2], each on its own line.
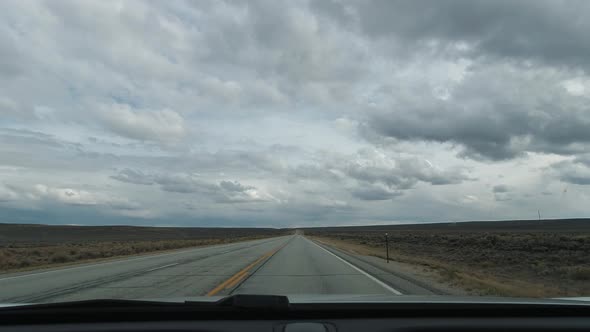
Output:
[310, 232, 590, 298]
[0, 235, 275, 273]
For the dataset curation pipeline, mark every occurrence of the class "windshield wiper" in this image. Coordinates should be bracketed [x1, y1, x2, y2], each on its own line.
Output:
[0, 295, 294, 325]
[0, 294, 290, 311]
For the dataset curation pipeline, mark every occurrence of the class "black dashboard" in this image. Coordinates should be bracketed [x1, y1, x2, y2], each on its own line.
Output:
[0, 296, 589, 332]
[2, 318, 590, 332]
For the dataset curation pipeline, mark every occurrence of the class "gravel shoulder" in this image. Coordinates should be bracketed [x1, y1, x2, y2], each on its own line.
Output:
[311, 236, 470, 296]
[308, 229, 590, 298]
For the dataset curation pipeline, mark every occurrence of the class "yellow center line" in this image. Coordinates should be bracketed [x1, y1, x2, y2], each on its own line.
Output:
[206, 247, 277, 296]
[225, 250, 276, 288]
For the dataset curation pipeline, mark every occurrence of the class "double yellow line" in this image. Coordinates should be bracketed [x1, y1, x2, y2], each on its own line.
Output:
[206, 247, 280, 296]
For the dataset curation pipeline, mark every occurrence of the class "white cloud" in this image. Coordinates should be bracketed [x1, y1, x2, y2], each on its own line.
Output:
[562, 78, 590, 97]
[32, 184, 138, 209]
[97, 103, 186, 142]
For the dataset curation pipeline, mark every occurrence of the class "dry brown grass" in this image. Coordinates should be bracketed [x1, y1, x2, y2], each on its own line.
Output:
[308, 230, 590, 298]
[0, 235, 278, 273]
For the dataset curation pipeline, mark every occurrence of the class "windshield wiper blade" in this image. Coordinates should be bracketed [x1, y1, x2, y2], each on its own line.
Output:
[0, 299, 181, 310]
[0, 295, 290, 311]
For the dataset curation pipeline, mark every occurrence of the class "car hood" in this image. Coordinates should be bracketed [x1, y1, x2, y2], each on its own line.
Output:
[154, 294, 590, 304]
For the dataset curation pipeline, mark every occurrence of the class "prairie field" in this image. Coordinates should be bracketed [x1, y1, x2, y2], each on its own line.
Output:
[305, 219, 590, 297]
[0, 224, 287, 272]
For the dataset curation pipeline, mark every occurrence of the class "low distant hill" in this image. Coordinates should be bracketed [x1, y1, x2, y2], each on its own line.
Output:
[0, 223, 287, 245]
[303, 218, 590, 233]
[2, 218, 588, 246]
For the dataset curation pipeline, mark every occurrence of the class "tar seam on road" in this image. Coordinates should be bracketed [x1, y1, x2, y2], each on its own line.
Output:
[144, 263, 179, 272]
[306, 237, 403, 295]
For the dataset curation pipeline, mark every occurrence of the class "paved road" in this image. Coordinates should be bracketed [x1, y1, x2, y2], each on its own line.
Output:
[234, 236, 399, 295]
[0, 235, 433, 303]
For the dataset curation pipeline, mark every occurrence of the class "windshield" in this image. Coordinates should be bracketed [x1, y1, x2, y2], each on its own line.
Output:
[0, 0, 589, 304]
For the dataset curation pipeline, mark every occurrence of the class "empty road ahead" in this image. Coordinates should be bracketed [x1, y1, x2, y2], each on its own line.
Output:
[0, 235, 435, 303]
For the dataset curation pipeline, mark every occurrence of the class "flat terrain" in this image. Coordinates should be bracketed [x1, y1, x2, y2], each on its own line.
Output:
[1, 219, 589, 301]
[304, 219, 590, 297]
[0, 223, 288, 245]
[0, 235, 433, 303]
[0, 224, 288, 272]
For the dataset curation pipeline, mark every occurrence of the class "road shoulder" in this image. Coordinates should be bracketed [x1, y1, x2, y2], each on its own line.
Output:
[309, 236, 467, 296]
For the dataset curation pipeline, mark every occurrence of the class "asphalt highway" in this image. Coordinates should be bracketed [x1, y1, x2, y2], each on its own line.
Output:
[0, 235, 434, 303]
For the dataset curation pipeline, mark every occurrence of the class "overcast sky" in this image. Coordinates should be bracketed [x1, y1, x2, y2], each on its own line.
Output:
[2, 0, 590, 227]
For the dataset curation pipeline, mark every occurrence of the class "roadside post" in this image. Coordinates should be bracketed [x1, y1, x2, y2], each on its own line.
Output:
[385, 232, 389, 263]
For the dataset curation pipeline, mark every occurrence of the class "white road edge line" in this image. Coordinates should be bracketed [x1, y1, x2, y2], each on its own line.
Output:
[306, 237, 403, 295]
[144, 263, 179, 272]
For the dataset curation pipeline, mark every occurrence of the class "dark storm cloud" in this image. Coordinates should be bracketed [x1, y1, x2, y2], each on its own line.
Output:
[331, 0, 590, 161]
[351, 185, 403, 201]
[219, 180, 254, 193]
[365, 64, 590, 160]
[551, 156, 590, 185]
[560, 174, 590, 185]
[353, 0, 590, 69]
[367, 104, 530, 161]
[492, 185, 510, 193]
[492, 184, 513, 202]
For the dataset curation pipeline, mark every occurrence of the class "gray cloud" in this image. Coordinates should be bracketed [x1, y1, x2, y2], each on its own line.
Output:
[284, 148, 473, 201]
[2, 1, 590, 226]
[365, 63, 590, 160]
[353, 0, 590, 69]
[351, 185, 403, 201]
[492, 185, 510, 193]
[96, 103, 186, 143]
[492, 184, 514, 202]
[3, 183, 145, 216]
[152, 174, 209, 194]
[321, 0, 590, 161]
[110, 169, 275, 204]
[0, 185, 18, 202]
[110, 169, 154, 185]
[219, 180, 254, 193]
[551, 157, 590, 185]
[337, 148, 473, 192]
